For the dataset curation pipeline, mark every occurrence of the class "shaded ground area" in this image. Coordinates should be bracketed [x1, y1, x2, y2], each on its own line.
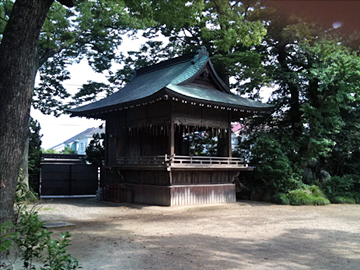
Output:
[34, 199, 360, 270]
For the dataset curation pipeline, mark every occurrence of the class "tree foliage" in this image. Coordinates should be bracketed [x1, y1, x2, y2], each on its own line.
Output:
[85, 133, 105, 167]
[41, 149, 58, 154]
[70, 1, 360, 203]
[76, 0, 268, 101]
[32, 0, 154, 115]
[61, 147, 78, 155]
[187, 131, 217, 156]
[240, 11, 360, 203]
[1, 202, 80, 269]
[1, 1, 269, 113]
[29, 118, 42, 194]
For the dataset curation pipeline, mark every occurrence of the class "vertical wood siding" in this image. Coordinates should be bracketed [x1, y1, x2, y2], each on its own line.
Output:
[102, 185, 133, 203]
[170, 184, 236, 206]
[128, 184, 171, 205]
[108, 183, 236, 206]
[102, 168, 237, 205]
[172, 170, 237, 185]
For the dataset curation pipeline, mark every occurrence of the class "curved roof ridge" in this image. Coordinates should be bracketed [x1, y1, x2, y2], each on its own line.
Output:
[170, 55, 209, 85]
[136, 53, 196, 77]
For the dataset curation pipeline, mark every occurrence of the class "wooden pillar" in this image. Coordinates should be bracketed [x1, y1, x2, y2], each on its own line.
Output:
[105, 124, 109, 165]
[228, 113, 232, 158]
[227, 126, 232, 158]
[169, 121, 175, 156]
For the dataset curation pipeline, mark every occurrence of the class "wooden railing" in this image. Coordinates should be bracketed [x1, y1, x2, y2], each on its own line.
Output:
[170, 155, 245, 166]
[116, 155, 170, 166]
[116, 155, 247, 168]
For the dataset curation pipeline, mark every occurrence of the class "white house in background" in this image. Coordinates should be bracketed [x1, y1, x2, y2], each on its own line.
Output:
[231, 122, 245, 149]
[49, 126, 105, 155]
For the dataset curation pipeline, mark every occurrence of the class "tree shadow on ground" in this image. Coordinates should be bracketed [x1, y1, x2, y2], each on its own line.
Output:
[33, 199, 360, 269]
[53, 217, 360, 270]
[36, 197, 160, 209]
[132, 228, 360, 270]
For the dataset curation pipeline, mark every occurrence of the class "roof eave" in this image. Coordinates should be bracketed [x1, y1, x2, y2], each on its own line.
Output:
[69, 89, 169, 119]
[164, 88, 274, 114]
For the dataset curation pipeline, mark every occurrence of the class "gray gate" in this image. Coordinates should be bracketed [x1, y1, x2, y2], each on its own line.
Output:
[40, 154, 98, 197]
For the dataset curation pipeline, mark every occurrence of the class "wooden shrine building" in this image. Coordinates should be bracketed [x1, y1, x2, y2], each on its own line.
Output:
[70, 48, 272, 206]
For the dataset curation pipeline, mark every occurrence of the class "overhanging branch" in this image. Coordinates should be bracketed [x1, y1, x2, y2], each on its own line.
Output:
[0, 16, 8, 23]
[38, 44, 69, 67]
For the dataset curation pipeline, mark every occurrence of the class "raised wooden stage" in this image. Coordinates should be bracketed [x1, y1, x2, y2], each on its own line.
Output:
[102, 155, 251, 206]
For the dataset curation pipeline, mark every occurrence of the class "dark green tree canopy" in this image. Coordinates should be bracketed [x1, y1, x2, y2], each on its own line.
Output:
[74, 0, 269, 104]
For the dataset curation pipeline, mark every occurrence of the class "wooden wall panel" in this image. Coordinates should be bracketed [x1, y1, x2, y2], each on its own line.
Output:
[172, 171, 192, 184]
[102, 169, 237, 205]
[128, 184, 171, 205]
[172, 103, 228, 123]
[172, 171, 235, 185]
[102, 185, 133, 203]
[106, 112, 126, 133]
[211, 171, 230, 183]
[170, 184, 236, 206]
[111, 170, 170, 186]
[104, 183, 235, 206]
[147, 101, 171, 118]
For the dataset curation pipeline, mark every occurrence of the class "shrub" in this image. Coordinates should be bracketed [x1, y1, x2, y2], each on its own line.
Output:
[1, 196, 80, 269]
[0, 222, 19, 257]
[331, 195, 356, 204]
[329, 192, 360, 204]
[323, 174, 360, 204]
[15, 182, 38, 204]
[275, 185, 330, 205]
[250, 134, 302, 194]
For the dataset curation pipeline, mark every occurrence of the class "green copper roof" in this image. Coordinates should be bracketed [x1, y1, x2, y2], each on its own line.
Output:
[70, 48, 272, 116]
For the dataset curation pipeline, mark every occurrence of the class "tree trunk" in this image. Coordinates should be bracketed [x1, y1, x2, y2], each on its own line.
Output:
[19, 137, 30, 187]
[0, 0, 54, 226]
[276, 42, 302, 137]
[20, 59, 41, 189]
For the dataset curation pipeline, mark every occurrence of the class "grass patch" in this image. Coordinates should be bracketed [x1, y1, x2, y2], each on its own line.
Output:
[275, 185, 330, 205]
[329, 192, 360, 204]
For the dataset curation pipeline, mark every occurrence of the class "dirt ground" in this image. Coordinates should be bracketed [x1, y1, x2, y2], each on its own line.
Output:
[32, 198, 360, 270]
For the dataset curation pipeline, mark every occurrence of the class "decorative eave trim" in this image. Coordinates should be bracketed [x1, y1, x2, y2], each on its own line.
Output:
[164, 88, 273, 114]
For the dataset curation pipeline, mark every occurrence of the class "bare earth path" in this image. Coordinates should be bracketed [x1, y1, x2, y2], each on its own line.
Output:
[35, 199, 360, 270]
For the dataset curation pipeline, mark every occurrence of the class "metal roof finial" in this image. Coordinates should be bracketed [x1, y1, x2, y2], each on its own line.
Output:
[192, 46, 209, 64]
